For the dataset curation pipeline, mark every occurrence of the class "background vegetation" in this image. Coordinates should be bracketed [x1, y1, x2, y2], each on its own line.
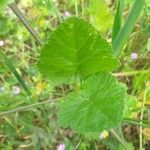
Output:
[0, 0, 150, 149]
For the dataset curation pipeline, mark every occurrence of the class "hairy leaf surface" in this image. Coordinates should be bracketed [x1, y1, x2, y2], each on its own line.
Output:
[37, 17, 118, 84]
[58, 73, 126, 133]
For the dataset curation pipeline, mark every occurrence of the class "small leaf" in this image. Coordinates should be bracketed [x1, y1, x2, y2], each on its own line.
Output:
[37, 17, 118, 85]
[123, 95, 139, 118]
[58, 73, 126, 133]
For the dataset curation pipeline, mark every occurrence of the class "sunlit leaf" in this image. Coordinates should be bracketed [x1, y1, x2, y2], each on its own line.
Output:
[37, 17, 118, 85]
[58, 73, 126, 133]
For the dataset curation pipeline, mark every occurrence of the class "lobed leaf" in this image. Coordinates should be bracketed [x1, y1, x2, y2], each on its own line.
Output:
[58, 73, 126, 133]
[37, 17, 118, 85]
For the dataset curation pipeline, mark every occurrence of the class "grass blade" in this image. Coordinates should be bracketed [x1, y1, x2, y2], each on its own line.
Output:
[0, 48, 31, 97]
[112, 0, 125, 42]
[123, 118, 150, 128]
[110, 129, 129, 150]
[112, 0, 144, 57]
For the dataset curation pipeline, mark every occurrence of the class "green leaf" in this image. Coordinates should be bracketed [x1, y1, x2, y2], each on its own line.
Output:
[0, 0, 13, 9]
[58, 73, 126, 133]
[37, 17, 118, 85]
[112, 0, 125, 42]
[0, 0, 7, 8]
[123, 95, 139, 118]
[88, 0, 113, 32]
[112, 0, 144, 57]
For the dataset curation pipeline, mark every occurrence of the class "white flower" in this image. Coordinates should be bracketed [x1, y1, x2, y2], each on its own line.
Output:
[0, 40, 4, 47]
[12, 86, 21, 95]
[57, 143, 65, 150]
[0, 87, 5, 92]
[52, 0, 57, 3]
[42, 1, 46, 5]
[18, 35, 23, 40]
[99, 130, 109, 139]
[131, 52, 138, 60]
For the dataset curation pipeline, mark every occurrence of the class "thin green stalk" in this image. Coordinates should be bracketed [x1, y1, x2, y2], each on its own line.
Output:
[75, 135, 83, 149]
[4, 117, 16, 129]
[140, 89, 148, 150]
[110, 129, 129, 150]
[8, 3, 42, 45]
[75, 0, 79, 17]
[0, 48, 31, 97]
[0, 98, 61, 116]
[123, 118, 150, 128]
[114, 69, 150, 77]
[51, 1, 62, 23]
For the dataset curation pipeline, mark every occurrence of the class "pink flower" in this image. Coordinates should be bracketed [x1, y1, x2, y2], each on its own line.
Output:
[64, 11, 71, 17]
[131, 52, 138, 60]
[12, 86, 21, 95]
[57, 143, 65, 150]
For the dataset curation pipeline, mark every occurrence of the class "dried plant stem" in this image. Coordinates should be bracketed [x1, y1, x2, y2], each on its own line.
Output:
[9, 3, 42, 45]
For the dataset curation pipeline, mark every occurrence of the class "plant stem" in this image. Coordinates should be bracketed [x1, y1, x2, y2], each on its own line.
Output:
[139, 89, 148, 150]
[0, 98, 61, 116]
[9, 3, 42, 45]
[75, 0, 79, 17]
[51, 1, 62, 23]
[110, 129, 128, 150]
[7, 2, 43, 97]
[123, 118, 150, 128]
[81, 0, 84, 18]
[114, 69, 150, 77]
[0, 48, 31, 97]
